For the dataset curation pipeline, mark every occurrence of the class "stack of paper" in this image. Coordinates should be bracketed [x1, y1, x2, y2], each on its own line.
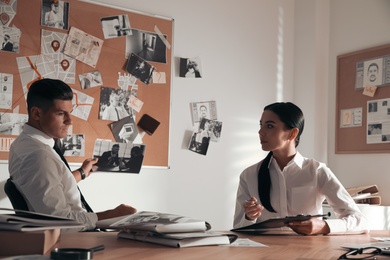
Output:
[97, 211, 237, 248]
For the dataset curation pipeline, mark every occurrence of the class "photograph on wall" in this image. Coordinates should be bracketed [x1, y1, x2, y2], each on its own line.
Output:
[0, 113, 27, 136]
[125, 53, 155, 85]
[179, 57, 202, 78]
[188, 130, 210, 156]
[99, 86, 133, 121]
[0, 25, 20, 53]
[110, 115, 139, 143]
[366, 98, 390, 144]
[62, 134, 85, 156]
[93, 139, 146, 173]
[78, 70, 102, 89]
[101, 14, 132, 39]
[190, 100, 217, 125]
[41, 0, 69, 30]
[125, 29, 167, 63]
[355, 55, 390, 90]
[199, 118, 223, 142]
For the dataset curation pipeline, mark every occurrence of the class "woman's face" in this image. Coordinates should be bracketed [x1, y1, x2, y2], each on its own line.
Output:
[258, 110, 292, 152]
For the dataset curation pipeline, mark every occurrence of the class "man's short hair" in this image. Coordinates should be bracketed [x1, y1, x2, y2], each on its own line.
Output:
[27, 78, 73, 113]
[4, 34, 10, 40]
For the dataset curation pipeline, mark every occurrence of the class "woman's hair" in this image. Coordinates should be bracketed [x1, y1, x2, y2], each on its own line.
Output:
[258, 102, 305, 212]
[27, 78, 73, 114]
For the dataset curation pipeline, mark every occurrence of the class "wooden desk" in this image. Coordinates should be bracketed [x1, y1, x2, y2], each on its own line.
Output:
[50, 230, 390, 259]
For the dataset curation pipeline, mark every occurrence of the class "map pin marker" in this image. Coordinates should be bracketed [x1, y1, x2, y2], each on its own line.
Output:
[51, 40, 60, 52]
[61, 59, 69, 71]
[0, 13, 9, 25]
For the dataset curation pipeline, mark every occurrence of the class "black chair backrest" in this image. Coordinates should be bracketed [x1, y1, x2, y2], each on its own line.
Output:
[4, 178, 29, 211]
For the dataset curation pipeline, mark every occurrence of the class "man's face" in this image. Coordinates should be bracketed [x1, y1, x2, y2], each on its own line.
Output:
[200, 106, 207, 118]
[37, 99, 73, 139]
[52, 4, 59, 13]
[112, 145, 119, 155]
[111, 95, 119, 107]
[368, 65, 378, 82]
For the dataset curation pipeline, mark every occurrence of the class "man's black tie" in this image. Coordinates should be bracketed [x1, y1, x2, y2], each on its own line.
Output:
[53, 139, 94, 213]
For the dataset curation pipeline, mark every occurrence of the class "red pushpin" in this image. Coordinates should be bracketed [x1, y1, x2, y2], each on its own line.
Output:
[51, 40, 60, 52]
[61, 59, 69, 71]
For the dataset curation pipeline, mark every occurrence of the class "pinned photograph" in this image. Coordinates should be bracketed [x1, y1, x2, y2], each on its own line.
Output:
[188, 130, 210, 156]
[125, 29, 167, 63]
[0, 113, 27, 135]
[101, 14, 132, 39]
[363, 58, 383, 87]
[126, 53, 155, 85]
[41, 0, 69, 30]
[61, 134, 85, 156]
[180, 57, 202, 78]
[110, 115, 138, 143]
[99, 86, 133, 121]
[0, 26, 20, 53]
[78, 70, 102, 89]
[190, 101, 218, 125]
[93, 139, 146, 173]
[198, 118, 223, 142]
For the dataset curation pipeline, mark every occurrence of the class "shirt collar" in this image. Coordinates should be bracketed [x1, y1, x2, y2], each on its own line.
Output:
[23, 124, 55, 148]
[268, 151, 304, 169]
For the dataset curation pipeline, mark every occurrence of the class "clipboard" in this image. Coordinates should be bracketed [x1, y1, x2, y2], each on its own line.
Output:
[231, 212, 331, 232]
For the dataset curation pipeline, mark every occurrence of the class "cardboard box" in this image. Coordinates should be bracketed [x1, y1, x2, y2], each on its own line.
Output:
[0, 229, 60, 256]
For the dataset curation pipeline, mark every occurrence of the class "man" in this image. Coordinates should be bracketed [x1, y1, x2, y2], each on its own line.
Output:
[101, 92, 129, 121]
[44, 2, 64, 29]
[8, 79, 136, 231]
[1, 34, 14, 52]
[97, 143, 120, 170]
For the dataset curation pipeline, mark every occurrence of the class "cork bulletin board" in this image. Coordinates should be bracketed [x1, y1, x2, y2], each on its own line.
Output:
[0, 0, 173, 167]
[336, 44, 390, 153]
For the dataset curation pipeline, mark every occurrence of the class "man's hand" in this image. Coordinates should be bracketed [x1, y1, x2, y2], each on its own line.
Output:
[97, 204, 137, 221]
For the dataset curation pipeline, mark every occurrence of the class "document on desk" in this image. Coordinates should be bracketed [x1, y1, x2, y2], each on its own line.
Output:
[231, 212, 330, 232]
[222, 238, 268, 247]
[96, 211, 211, 233]
[118, 230, 238, 248]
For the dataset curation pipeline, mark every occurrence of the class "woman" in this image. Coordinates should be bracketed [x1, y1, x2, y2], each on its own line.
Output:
[233, 102, 368, 235]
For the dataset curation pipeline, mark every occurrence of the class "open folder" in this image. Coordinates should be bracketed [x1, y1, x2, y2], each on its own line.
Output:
[231, 212, 330, 232]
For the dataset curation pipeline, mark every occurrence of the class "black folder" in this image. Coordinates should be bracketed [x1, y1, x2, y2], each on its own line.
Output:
[231, 212, 330, 232]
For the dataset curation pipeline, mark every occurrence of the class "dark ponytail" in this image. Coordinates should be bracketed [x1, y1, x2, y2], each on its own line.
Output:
[257, 102, 304, 213]
[258, 152, 276, 212]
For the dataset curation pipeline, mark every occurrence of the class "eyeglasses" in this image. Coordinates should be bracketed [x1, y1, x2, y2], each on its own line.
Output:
[338, 247, 382, 259]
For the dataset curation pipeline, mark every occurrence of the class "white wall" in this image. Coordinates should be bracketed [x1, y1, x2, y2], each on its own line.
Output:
[1, 0, 389, 231]
[328, 0, 390, 206]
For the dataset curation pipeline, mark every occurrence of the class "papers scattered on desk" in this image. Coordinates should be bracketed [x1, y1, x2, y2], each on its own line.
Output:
[97, 211, 210, 233]
[222, 238, 268, 247]
[0, 208, 84, 232]
[118, 230, 237, 248]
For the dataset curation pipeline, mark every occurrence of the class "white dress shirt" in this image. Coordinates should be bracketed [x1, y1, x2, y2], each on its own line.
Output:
[9, 124, 97, 230]
[233, 152, 369, 234]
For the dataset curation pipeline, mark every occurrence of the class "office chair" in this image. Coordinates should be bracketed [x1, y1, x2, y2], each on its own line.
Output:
[4, 178, 29, 211]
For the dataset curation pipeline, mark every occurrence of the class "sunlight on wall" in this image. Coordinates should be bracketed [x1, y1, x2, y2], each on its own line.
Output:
[276, 5, 284, 101]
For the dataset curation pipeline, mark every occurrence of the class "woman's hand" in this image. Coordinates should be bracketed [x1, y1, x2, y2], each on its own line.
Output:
[287, 218, 330, 235]
[244, 196, 264, 221]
